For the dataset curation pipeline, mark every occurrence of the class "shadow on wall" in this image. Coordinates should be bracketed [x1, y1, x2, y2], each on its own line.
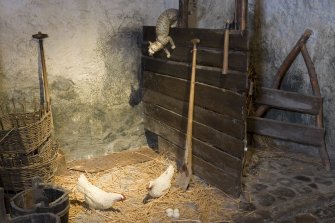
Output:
[128, 26, 144, 108]
[128, 64, 143, 107]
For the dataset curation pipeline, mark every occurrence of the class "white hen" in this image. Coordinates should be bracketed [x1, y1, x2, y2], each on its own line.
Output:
[143, 164, 175, 203]
[76, 174, 125, 210]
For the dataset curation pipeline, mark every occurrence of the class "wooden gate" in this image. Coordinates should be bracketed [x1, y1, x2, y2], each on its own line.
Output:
[141, 23, 249, 196]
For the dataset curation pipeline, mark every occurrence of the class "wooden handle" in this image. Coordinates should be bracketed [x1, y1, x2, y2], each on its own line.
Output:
[222, 29, 230, 74]
[33, 32, 50, 112]
[185, 39, 200, 164]
[40, 40, 51, 112]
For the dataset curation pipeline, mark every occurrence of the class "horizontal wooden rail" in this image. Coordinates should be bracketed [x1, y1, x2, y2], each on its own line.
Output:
[142, 56, 247, 92]
[255, 87, 322, 115]
[247, 117, 325, 146]
[143, 89, 245, 139]
[144, 116, 242, 173]
[143, 71, 245, 120]
[144, 103, 244, 158]
[142, 44, 248, 71]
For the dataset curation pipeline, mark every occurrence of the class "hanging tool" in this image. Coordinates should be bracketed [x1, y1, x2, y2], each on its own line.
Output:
[32, 32, 50, 112]
[176, 38, 200, 191]
[222, 20, 231, 75]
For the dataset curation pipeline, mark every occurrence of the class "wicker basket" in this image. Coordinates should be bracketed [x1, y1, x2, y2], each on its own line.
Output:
[0, 110, 52, 154]
[0, 137, 55, 168]
[0, 151, 57, 191]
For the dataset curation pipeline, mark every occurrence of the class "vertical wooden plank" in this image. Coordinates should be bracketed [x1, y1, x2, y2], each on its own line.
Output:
[179, 0, 189, 28]
[241, 0, 248, 31]
[188, 0, 197, 27]
[235, 0, 248, 31]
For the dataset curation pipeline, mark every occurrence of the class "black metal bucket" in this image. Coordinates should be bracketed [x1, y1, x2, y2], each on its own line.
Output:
[10, 213, 61, 223]
[10, 185, 69, 223]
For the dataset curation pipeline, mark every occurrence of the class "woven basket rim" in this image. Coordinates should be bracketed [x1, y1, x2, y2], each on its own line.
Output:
[0, 109, 51, 132]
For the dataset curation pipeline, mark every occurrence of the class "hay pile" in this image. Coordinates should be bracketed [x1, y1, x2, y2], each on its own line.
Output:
[55, 152, 240, 223]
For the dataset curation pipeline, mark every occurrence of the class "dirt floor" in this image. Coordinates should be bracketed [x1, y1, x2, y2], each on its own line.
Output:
[54, 147, 240, 223]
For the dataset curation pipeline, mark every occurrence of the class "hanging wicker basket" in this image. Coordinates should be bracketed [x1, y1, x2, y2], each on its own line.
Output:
[0, 110, 52, 154]
[0, 136, 55, 168]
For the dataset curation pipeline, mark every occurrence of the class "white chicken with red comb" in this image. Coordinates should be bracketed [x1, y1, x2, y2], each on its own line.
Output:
[76, 174, 125, 210]
[143, 164, 175, 203]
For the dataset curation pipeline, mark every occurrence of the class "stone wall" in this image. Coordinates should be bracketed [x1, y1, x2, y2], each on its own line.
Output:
[1, 0, 334, 164]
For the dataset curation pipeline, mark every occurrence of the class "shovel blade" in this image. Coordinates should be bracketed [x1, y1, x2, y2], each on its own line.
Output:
[176, 164, 191, 191]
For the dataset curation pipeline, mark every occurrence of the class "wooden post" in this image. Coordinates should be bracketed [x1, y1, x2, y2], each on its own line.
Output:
[301, 44, 331, 170]
[235, 0, 248, 31]
[179, 0, 189, 28]
[255, 29, 313, 117]
[188, 0, 197, 27]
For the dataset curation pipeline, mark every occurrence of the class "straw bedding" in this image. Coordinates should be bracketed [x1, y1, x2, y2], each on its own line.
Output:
[54, 151, 240, 223]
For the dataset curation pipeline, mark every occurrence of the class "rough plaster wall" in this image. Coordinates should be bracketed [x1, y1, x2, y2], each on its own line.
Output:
[248, 0, 335, 164]
[0, 0, 179, 160]
[1, 0, 334, 164]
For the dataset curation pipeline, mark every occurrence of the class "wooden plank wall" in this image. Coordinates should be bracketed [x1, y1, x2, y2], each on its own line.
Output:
[142, 26, 249, 197]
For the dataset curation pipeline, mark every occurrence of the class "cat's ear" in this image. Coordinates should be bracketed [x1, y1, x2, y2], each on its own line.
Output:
[149, 41, 152, 45]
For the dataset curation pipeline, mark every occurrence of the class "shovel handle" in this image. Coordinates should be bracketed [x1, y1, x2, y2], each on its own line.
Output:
[185, 38, 200, 164]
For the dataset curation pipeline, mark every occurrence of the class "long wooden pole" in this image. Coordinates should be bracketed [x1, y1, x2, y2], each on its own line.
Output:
[185, 39, 199, 167]
[176, 38, 200, 191]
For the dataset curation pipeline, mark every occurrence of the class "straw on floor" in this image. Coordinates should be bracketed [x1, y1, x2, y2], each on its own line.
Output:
[54, 151, 240, 223]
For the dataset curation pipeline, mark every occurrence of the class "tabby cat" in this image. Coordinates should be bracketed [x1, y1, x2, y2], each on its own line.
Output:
[148, 8, 178, 58]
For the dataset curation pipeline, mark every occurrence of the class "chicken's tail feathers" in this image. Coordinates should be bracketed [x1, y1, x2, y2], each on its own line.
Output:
[76, 174, 92, 194]
[164, 164, 175, 179]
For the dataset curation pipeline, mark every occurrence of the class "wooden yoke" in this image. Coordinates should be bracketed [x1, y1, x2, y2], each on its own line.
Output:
[255, 29, 312, 117]
[249, 29, 331, 170]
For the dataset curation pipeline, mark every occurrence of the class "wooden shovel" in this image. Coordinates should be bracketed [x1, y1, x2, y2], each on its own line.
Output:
[176, 38, 200, 191]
